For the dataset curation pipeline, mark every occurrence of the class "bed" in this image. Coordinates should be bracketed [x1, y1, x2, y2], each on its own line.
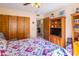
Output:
[0, 33, 71, 56]
[0, 33, 7, 56]
[66, 38, 72, 55]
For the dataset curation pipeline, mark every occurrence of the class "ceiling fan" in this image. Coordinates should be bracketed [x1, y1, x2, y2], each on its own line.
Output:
[23, 3, 40, 8]
[23, 3, 40, 16]
[23, 3, 30, 6]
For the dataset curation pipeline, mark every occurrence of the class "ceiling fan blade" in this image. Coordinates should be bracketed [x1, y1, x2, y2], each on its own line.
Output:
[24, 3, 30, 5]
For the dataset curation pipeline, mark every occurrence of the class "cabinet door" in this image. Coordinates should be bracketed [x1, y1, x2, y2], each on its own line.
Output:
[17, 17, 25, 39]
[58, 38, 61, 46]
[24, 17, 30, 38]
[9, 16, 17, 40]
[56, 37, 60, 45]
[1, 15, 9, 40]
[50, 35, 53, 42]
[73, 42, 79, 56]
[54, 36, 57, 44]
[43, 17, 50, 40]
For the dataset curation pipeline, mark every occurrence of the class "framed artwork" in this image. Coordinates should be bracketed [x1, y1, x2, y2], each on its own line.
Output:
[76, 8, 79, 13]
[59, 10, 65, 16]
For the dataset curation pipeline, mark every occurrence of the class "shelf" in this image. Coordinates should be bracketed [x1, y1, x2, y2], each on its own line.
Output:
[51, 20, 61, 29]
[74, 41, 79, 44]
[51, 27, 59, 28]
[72, 13, 79, 55]
[72, 13, 79, 16]
[74, 30, 79, 31]
[74, 23, 79, 25]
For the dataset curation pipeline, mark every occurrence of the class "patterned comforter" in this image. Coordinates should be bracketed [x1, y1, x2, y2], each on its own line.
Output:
[0, 38, 71, 56]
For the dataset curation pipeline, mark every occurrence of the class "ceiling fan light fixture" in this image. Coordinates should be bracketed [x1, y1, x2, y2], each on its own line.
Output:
[36, 14, 40, 16]
[32, 3, 40, 8]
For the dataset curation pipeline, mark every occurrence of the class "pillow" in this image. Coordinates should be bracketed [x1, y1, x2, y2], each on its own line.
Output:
[0, 32, 5, 39]
[0, 39, 7, 50]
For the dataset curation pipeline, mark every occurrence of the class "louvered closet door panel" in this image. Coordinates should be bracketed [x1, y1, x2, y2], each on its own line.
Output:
[24, 17, 30, 38]
[1, 15, 9, 40]
[17, 17, 25, 39]
[9, 16, 17, 40]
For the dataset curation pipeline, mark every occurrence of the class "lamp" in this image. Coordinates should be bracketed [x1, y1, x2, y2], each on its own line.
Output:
[32, 3, 40, 8]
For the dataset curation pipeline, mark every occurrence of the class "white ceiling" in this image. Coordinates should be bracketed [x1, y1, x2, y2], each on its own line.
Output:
[0, 3, 72, 15]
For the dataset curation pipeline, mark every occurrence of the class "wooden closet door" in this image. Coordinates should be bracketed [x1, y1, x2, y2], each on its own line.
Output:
[43, 17, 50, 41]
[1, 15, 9, 40]
[17, 17, 25, 39]
[24, 17, 30, 38]
[0, 15, 2, 32]
[9, 16, 17, 40]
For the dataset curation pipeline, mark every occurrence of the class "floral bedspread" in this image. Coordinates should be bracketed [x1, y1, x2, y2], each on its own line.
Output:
[0, 38, 71, 56]
[66, 44, 72, 55]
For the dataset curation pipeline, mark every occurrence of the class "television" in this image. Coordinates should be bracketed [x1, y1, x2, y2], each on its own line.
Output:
[50, 28, 61, 37]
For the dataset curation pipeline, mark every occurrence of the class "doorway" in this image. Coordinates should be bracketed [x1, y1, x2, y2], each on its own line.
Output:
[37, 20, 43, 38]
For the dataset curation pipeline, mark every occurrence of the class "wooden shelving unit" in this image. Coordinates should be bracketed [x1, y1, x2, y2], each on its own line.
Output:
[43, 16, 65, 48]
[50, 16, 65, 48]
[71, 13, 79, 56]
[51, 19, 61, 28]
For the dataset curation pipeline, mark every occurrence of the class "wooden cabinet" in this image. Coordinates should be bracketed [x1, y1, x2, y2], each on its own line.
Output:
[73, 42, 79, 56]
[43, 16, 65, 48]
[50, 34, 64, 47]
[50, 16, 65, 48]
[71, 13, 79, 56]
[0, 14, 30, 40]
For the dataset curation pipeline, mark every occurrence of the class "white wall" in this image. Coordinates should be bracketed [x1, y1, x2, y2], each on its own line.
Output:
[0, 7, 37, 38]
[1, 3, 79, 40]
[44, 3, 79, 42]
